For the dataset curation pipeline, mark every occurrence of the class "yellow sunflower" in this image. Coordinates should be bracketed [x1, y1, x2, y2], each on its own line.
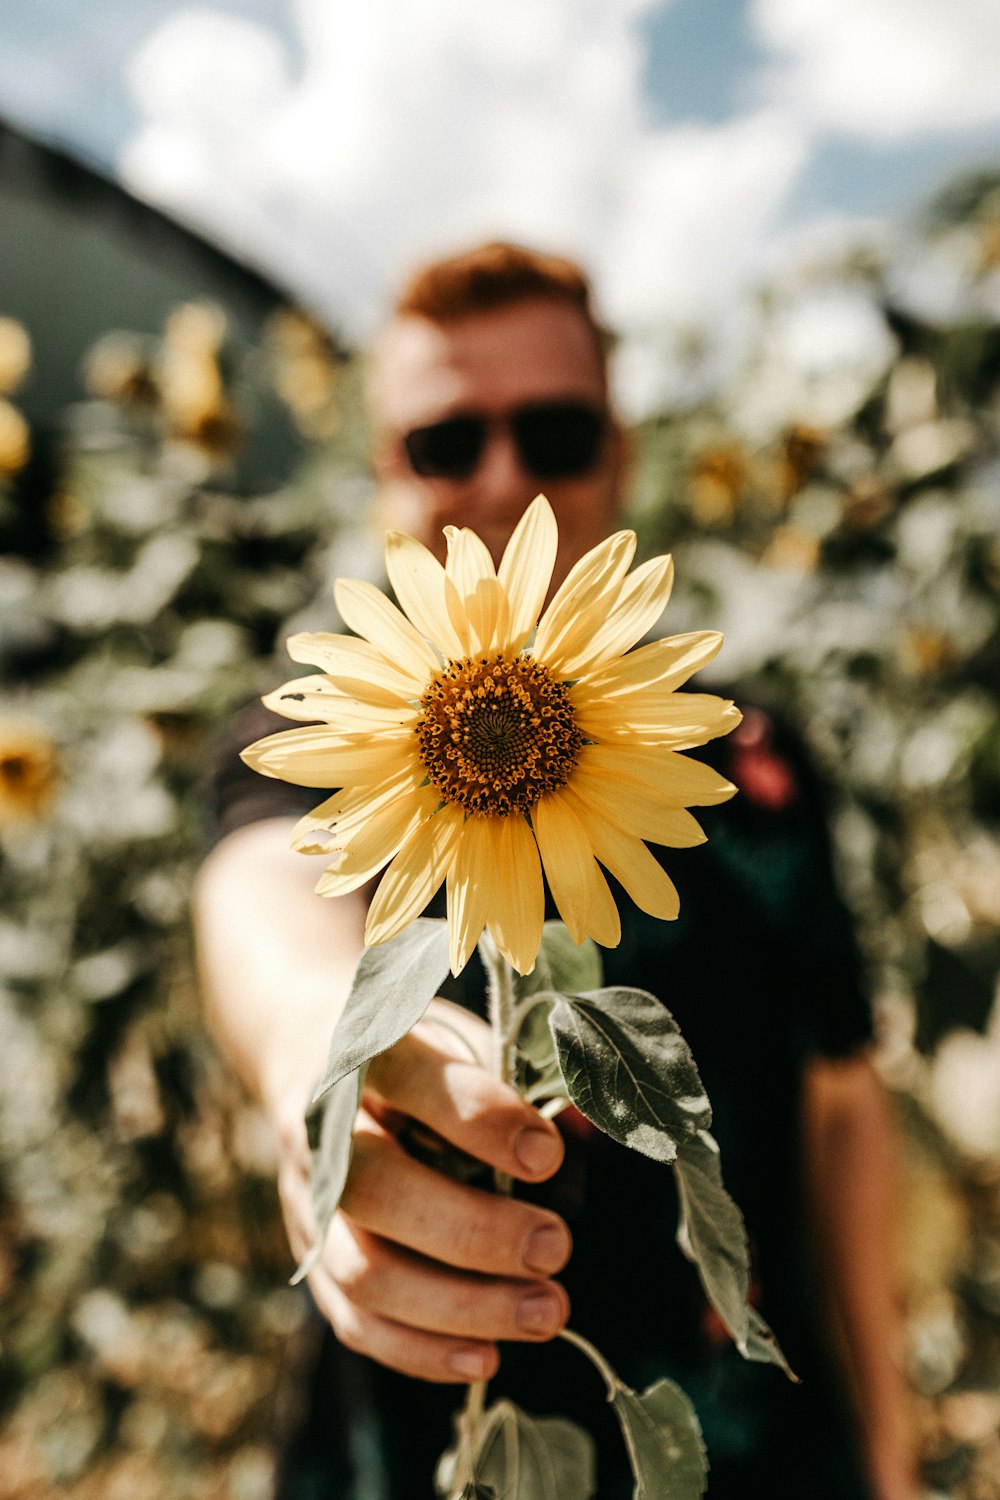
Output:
[0, 717, 60, 826]
[243, 495, 740, 975]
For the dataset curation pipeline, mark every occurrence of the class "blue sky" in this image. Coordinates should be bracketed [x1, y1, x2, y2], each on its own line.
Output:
[1, 0, 999, 356]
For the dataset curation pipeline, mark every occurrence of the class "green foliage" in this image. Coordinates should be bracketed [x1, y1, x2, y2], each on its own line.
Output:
[548, 986, 711, 1162]
[610, 1379, 708, 1500]
[309, 919, 452, 1103]
[463, 1400, 596, 1500]
[296, 919, 452, 1277]
[295, 1065, 366, 1283]
[676, 1133, 795, 1377]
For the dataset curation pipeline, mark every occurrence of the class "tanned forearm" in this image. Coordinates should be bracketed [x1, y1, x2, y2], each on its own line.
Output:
[193, 817, 368, 1119]
[801, 1052, 917, 1500]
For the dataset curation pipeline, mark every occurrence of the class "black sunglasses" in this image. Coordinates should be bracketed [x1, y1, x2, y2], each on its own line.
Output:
[401, 400, 607, 481]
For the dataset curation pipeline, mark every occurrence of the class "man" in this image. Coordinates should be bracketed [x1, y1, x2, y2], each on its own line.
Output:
[196, 242, 915, 1498]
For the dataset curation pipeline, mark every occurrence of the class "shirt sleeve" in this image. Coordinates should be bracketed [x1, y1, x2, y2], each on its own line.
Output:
[717, 701, 874, 1060]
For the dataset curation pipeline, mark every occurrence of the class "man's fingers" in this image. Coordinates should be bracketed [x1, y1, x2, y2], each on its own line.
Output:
[328, 1218, 570, 1342]
[341, 1123, 572, 1278]
[366, 1027, 564, 1183]
[308, 1263, 501, 1385]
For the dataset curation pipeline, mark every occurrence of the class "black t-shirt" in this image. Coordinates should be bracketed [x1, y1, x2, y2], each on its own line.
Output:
[210, 700, 874, 1500]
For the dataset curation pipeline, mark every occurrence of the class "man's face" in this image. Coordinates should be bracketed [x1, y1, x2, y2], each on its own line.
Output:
[369, 297, 624, 589]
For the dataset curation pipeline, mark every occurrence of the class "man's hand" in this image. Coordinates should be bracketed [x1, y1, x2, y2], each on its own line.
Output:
[276, 1000, 572, 1384]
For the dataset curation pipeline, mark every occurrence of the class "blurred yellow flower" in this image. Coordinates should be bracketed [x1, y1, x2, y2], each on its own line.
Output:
[159, 303, 239, 457]
[0, 400, 30, 478]
[0, 718, 60, 826]
[686, 443, 748, 527]
[244, 496, 740, 975]
[0, 318, 31, 396]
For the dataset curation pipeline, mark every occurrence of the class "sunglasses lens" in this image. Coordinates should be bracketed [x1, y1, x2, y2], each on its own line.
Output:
[514, 402, 604, 478]
[403, 417, 484, 478]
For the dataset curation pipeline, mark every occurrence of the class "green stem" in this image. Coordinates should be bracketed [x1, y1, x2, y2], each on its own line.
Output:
[558, 1326, 622, 1400]
[456, 933, 521, 1486]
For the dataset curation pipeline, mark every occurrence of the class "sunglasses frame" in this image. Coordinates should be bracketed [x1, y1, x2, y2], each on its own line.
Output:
[400, 399, 609, 482]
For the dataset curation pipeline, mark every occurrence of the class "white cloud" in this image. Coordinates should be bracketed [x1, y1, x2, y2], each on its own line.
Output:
[753, 0, 1000, 139]
[121, 0, 810, 355]
[122, 1, 656, 331]
[118, 0, 1000, 397]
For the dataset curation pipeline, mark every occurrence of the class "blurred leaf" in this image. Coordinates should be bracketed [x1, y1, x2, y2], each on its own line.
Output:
[310, 919, 451, 1105]
[675, 1131, 793, 1377]
[472, 1400, 596, 1500]
[295, 1065, 366, 1284]
[610, 1377, 707, 1500]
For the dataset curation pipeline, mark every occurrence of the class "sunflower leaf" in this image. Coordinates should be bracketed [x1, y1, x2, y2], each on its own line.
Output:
[547, 987, 712, 1162]
[293, 1063, 366, 1284]
[675, 1130, 795, 1379]
[310, 917, 451, 1105]
[439, 1399, 595, 1500]
[539, 922, 604, 994]
[610, 1377, 707, 1500]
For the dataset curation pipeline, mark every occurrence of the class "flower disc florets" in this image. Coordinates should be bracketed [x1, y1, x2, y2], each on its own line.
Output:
[416, 652, 583, 817]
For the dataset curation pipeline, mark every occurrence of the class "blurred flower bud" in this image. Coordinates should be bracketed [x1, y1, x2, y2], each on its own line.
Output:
[0, 317, 31, 395]
[0, 717, 60, 826]
[842, 475, 896, 531]
[83, 332, 159, 406]
[266, 307, 341, 440]
[158, 302, 239, 458]
[774, 424, 826, 506]
[46, 488, 91, 540]
[0, 399, 30, 477]
[761, 524, 820, 573]
[685, 442, 748, 527]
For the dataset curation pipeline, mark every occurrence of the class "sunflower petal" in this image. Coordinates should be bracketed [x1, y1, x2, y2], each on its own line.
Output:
[240, 725, 414, 787]
[316, 779, 441, 890]
[567, 765, 707, 847]
[533, 529, 637, 669]
[291, 762, 429, 852]
[578, 631, 724, 698]
[263, 677, 420, 730]
[563, 788, 680, 921]
[287, 632, 423, 702]
[580, 743, 737, 808]
[446, 816, 495, 975]
[364, 805, 464, 947]
[574, 689, 741, 749]
[534, 792, 620, 947]
[384, 531, 465, 659]
[497, 494, 557, 651]
[466, 575, 507, 656]
[556, 554, 675, 679]
[335, 578, 440, 677]
[485, 816, 544, 976]
[444, 526, 499, 654]
[445, 525, 496, 591]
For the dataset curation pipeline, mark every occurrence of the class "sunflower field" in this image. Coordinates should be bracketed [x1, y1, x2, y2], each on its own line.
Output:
[2, 174, 1000, 1498]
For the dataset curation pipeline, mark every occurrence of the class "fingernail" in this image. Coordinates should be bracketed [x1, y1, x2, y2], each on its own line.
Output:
[449, 1347, 491, 1381]
[517, 1289, 562, 1336]
[523, 1222, 569, 1275]
[514, 1127, 561, 1175]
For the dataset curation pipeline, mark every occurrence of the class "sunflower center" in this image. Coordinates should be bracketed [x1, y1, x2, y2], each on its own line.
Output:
[416, 653, 583, 818]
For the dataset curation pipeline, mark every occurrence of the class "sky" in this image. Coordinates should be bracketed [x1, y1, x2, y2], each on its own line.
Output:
[1, 0, 999, 403]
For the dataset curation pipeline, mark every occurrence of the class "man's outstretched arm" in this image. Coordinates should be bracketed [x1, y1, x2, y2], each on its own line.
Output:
[193, 817, 571, 1383]
[802, 1051, 918, 1500]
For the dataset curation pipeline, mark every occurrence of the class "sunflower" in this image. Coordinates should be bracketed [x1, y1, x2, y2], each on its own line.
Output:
[0, 717, 60, 826]
[243, 496, 740, 975]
